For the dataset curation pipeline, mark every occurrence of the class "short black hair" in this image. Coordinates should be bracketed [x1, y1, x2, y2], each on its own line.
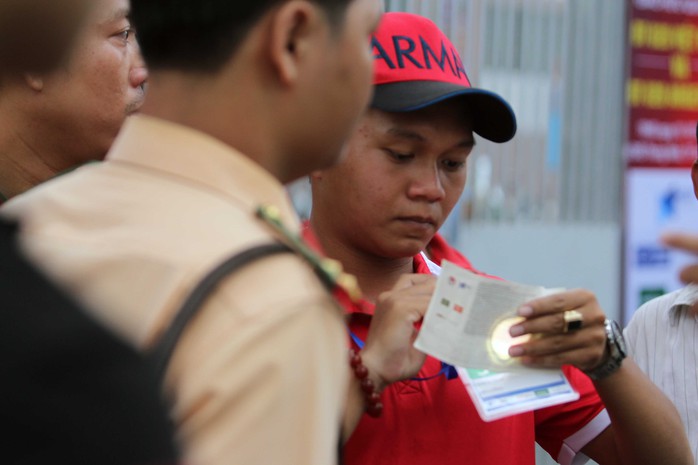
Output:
[131, 0, 353, 72]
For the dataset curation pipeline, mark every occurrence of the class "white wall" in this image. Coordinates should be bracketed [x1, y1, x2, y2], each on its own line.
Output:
[455, 222, 622, 323]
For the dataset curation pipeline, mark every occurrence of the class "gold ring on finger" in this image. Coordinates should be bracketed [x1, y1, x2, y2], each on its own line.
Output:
[562, 310, 583, 333]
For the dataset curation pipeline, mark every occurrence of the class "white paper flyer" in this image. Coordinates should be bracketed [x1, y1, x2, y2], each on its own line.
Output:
[414, 260, 580, 421]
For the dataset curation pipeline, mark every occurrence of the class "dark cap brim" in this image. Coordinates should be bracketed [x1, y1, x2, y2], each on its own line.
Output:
[371, 81, 517, 143]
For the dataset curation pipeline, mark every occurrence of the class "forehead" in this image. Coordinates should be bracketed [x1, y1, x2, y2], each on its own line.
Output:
[87, 0, 129, 25]
[367, 100, 474, 139]
[57, 0, 130, 68]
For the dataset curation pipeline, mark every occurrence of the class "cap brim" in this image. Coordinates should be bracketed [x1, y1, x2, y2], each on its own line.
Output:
[371, 81, 517, 143]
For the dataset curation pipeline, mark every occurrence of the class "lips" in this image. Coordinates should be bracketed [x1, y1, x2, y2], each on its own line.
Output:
[395, 216, 438, 237]
[397, 215, 437, 226]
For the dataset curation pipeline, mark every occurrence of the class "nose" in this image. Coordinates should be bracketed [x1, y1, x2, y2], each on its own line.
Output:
[129, 66, 148, 89]
[407, 165, 445, 202]
[129, 43, 148, 90]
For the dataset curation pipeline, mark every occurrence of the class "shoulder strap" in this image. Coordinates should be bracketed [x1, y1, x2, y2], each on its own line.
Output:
[150, 242, 292, 385]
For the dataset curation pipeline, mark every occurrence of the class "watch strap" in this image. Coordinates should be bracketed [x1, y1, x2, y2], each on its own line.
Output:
[584, 319, 626, 381]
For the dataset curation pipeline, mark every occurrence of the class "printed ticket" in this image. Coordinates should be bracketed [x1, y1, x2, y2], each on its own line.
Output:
[414, 260, 579, 421]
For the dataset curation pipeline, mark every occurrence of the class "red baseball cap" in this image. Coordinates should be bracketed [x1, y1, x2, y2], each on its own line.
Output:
[371, 12, 516, 143]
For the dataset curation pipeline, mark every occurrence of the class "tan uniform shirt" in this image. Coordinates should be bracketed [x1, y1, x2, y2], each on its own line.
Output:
[3, 115, 348, 465]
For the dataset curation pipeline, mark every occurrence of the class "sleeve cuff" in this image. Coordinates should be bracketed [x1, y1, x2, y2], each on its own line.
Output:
[556, 409, 611, 465]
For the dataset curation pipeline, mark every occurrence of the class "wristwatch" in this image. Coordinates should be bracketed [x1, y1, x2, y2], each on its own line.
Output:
[585, 319, 627, 381]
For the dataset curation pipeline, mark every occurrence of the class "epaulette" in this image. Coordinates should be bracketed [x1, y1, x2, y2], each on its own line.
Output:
[256, 204, 361, 302]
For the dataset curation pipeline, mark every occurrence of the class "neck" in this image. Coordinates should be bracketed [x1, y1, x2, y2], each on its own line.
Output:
[0, 86, 104, 198]
[309, 217, 414, 302]
[141, 70, 293, 183]
[0, 126, 64, 198]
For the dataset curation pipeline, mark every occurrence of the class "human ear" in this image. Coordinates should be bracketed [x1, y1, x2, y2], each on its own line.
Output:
[268, 0, 322, 86]
[24, 73, 44, 91]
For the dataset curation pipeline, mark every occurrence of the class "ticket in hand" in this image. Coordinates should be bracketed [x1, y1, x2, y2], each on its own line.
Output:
[414, 260, 579, 421]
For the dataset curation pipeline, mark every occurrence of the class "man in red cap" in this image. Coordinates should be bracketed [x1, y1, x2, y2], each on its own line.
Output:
[306, 11, 693, 465]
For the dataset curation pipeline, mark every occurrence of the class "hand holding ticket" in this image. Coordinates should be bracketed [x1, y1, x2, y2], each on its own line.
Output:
[414, 260, 564, 371]
[414, 260, 579, 421]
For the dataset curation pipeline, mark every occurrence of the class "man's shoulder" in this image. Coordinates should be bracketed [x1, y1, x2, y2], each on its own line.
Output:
[624, 287, 695, 345]
[632, 287, 690, 321]
[2, 161, 101, 216]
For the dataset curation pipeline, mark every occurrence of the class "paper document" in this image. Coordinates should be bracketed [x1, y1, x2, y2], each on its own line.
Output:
[414, 260, 580, 421]
[457, 367, 579, 421]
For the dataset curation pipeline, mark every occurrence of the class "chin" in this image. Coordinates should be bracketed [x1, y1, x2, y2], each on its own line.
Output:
[382, 239, 427, 260]
[125, 95, 145, 115]
[125, 106, 141, 116]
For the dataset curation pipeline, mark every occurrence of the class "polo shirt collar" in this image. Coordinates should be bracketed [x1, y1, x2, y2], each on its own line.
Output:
[668, 283, 698, 324]
[415, 251, 441, 275]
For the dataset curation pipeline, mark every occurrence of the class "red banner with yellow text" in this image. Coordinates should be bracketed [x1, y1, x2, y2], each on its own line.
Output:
[625, 0, 698, 168]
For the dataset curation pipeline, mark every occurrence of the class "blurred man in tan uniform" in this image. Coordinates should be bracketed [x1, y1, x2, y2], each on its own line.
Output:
[3, 1, 435, 465]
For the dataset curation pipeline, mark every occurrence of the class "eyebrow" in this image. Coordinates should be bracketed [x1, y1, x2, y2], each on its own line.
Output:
[102, 7, 130, 24]
[387, 127, 425, 142]
[386, 127, 476, 149]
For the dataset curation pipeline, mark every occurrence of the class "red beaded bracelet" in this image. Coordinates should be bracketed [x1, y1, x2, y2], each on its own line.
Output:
[349, 348, 383, 418]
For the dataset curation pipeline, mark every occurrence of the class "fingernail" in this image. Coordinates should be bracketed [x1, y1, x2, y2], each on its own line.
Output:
[517, 306, 533, 317]
[509, 325, 524, 337]
[509, 346, 524, 357]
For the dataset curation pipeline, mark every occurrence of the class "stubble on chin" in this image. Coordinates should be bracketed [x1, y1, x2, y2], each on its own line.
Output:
[125, 85, 147, 115]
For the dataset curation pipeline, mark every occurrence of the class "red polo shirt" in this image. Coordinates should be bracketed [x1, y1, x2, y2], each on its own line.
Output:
[302, 227, 608, 465]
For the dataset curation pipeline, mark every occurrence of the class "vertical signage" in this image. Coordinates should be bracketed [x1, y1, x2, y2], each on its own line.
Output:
[623, 0, 698, 323]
